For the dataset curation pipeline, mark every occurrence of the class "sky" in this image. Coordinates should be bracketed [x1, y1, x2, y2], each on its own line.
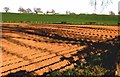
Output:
[0, 0, 119, 15]
[119, 1, 120, 12]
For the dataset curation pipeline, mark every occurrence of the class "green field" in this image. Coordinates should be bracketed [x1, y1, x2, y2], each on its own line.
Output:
[1, 13, 118, 25]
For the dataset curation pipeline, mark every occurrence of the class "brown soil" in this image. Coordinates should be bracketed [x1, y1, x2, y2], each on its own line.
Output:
[1, 23, 119, 76]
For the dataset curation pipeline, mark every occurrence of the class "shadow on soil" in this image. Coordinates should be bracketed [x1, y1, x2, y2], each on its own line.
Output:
[2, 25, 119, 77]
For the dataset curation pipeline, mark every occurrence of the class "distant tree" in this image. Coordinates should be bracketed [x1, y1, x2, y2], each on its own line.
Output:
[18, 7, 26, 13]
[66, 11, 69, 14]
[51, 9, 55, 14]
[3, 7, 10, 13]
[26, 8, 32, 13]
[34, 8, 43, 14]
[69, 11, 76, 15]
[109, 11, 115, 15]
[46, 9, 55, 14]
[66, 11, 75, 15]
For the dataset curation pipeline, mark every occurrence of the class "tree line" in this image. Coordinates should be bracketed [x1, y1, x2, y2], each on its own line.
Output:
[3, 7, 116, 15]
[3, 7, 78, 14]
[3, 7, 53, 14]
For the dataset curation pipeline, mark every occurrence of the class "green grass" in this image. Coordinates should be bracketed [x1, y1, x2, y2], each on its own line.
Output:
[1, 13, 118, 25]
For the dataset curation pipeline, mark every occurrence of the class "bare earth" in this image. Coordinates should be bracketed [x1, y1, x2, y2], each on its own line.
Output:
[0, 23, 119, 76]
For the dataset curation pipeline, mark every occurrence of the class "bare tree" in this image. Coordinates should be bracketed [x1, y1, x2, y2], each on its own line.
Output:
[51, 9, 55, 14]
[34, 8, 43, 14]
[69, 11, 76, 15]
[3, 7, 10, 13]
[66, 11, 69, 14]
[109, 11, 115, 15]
[18, 7, 26, 13]
[46, 9, 55, 14]
[26, 8, 32, 13]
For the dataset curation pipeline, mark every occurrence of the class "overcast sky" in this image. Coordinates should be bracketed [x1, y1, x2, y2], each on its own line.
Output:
[0, 0, 119, 15]
[119, 1, 120, 12]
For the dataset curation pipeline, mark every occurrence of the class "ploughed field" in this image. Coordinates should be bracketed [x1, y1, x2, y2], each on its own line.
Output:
[1, 23, 119, 76]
